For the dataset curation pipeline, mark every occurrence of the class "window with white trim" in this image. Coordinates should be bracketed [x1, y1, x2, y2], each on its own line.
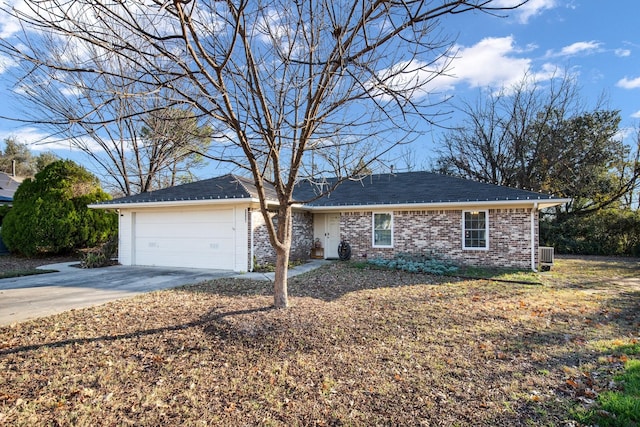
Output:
[373, 212, 393, 247]
[463, 210, 488, 249]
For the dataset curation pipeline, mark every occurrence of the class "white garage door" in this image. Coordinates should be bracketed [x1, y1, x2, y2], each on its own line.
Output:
[133, 209, 236, 269]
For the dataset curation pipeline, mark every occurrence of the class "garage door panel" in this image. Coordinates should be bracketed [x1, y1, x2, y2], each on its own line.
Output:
[136, 225, 235, 240]
[133, 209, 238, 270]
[136, 209, 233, 221]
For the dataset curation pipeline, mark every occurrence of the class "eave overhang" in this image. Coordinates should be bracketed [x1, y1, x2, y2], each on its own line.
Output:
[89, 196, 570, 212]
[302, 198, 571, 212]
[88, 197, 261, 210]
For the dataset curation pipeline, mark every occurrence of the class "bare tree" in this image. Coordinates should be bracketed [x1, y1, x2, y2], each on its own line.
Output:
[5, 36, 212, 196]
[435, 70, 581, 187]
[0, 0, 526, 308]
[435, 71, 640, 214]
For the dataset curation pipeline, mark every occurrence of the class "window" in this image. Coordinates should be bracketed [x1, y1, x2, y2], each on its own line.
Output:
[463, 210, 488, 249]
[373, 212, 393, 247]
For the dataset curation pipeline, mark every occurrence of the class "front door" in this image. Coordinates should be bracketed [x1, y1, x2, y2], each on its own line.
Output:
[325, 213, 341, 259]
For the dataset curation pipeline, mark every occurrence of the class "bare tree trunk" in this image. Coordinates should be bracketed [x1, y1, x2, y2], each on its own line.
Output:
[272, 204, 292, 308]
[273, 243, 290, 309]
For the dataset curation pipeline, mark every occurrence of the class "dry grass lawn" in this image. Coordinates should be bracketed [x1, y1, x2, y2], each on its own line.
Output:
[0, 256, 638, 426]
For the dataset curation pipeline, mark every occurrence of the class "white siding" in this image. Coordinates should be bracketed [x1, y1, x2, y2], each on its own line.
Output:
[118, 211, 133, 266]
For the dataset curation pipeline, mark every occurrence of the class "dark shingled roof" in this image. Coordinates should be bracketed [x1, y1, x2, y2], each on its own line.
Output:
[98, 174, 278, 205]
[293, 172, 559, 206]
[97, 171, 560, 207]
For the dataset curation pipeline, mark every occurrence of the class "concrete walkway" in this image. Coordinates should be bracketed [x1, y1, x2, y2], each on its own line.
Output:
[233, 259, 332, 281]
[0, 259, 331, 326]
[37, 259, 332, 281]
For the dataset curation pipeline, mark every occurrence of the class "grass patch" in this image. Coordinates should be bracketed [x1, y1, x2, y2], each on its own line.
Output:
[0, 269, 56, 279]
[0, 256, 638, 425]
[572, 341, 640, 427]
[456, 265, 542, 284]
[598, 360, 640, 425]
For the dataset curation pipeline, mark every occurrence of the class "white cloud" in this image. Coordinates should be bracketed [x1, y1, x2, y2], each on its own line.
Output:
[560, 41, 601, 55]
[529, 62, 565, 82]
[546, 41, 602, 57]
[0, 127, 62, 150]
[367, 57, 454, 102]
[614, 127, 635, 144]
[0, 54, 17, 74]
[410, 36, 564, 97]
[493, 0, 557, 24]
[631, 111, 640, 119]
[0, 0, 25, 38]
[59, 86, 83, 97]
[0, 127, 102, 152]
[370, 35, 562, 102]
[617, 76, 640, 89]
[450, 36, 532, 89]
[615, 48, 631, 57]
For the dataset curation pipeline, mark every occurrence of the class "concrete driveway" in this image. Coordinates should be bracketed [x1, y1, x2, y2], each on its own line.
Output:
[0, 263, 235, 326]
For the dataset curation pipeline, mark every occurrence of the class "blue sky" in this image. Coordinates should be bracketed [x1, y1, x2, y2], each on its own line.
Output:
[0, 0, 638, 177]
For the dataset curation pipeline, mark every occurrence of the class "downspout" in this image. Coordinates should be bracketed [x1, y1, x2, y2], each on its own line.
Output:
[249, 208, 254, 272]
[530, 204, 537, 272]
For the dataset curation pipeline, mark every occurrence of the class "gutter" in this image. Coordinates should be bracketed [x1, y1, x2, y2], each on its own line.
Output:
[304, 198, 571, 212]
[89, 195, 571, 213]
[88, 197, 261, 210]
[249, 208, 254, 272]
[531, 202, 538, 272]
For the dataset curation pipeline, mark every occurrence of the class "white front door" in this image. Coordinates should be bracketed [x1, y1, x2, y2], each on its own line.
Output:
[324, 213, 341, 259]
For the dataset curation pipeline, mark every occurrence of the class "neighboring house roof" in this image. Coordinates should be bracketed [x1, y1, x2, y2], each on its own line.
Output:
[0, 172, 23, 203]
[94, 171, 568, 210]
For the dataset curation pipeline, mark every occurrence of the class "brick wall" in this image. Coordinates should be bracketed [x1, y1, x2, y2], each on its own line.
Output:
[340, 208, 536, 269]
[251, 209, 314, 267]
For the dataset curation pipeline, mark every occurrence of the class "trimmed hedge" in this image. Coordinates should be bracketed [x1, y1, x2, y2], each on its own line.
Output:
[0, 160, 117, 256]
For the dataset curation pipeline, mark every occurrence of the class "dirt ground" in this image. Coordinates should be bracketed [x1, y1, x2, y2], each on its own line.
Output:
[0, 254, 79, 272]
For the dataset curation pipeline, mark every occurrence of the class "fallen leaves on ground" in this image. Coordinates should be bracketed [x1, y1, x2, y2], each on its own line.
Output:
[0, 257, 638, 426]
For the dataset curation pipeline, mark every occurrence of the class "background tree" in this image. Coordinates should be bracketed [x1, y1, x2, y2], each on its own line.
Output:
[0, 137, 57, 177]
[34, 151, 59, 174]
[0, 137, 32, 176]
[434, 72, 640, 255]
[1, 160, 116, 256]
[1, 0, 526, 307]
[4, 38, 212, 196]
[435, 72, 640, 215]
[137, 108, 212, 191]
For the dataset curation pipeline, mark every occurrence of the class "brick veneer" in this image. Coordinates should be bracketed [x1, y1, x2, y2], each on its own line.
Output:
[340, 208, 537, 269]
[250, 209, 314, 267]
